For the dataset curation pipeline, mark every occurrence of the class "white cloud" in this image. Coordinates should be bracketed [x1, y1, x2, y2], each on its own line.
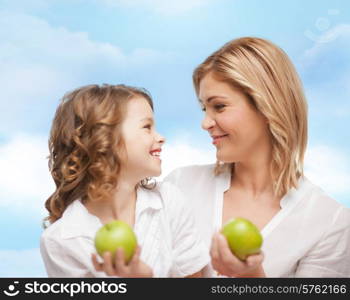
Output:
[0, 0, 50, 13]
[160, 138, 215, 179]
[304, 24, 350, 59]
[0, 10, 173, 132]
[300, 24, 350, 119]
[1, 133, 348, 220]
[0, 134, 215, 211]
[0, 134, 215, 216]
[102, 0, 215, 16]
[304, 145, 350, 197]
[301, 24, 350, 76]
[0, 134, 54, 217]
[0, 248, 46, 277]
[0, 10, 168, 68]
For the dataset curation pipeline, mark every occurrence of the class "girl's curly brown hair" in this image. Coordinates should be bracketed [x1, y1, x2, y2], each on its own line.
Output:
[44, 84, 155, 226]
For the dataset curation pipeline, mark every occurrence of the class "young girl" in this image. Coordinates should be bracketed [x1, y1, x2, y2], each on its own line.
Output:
[40, 84, 209, 277]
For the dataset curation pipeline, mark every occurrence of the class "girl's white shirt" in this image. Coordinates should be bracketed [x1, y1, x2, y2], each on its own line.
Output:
[163, 164, 350, 278]
[40, 182, 209, 277]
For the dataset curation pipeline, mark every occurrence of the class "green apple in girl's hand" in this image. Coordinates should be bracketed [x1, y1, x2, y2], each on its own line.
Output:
[221, 217, 263, 261]
[94, 220, 137, 263]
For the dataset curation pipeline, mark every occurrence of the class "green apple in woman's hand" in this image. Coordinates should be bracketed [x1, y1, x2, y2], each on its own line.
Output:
[94, 220, 137, 263]
[221, 217, 263, 261]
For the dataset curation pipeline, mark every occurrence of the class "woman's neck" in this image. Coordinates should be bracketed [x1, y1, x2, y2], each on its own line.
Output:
[231, 160, 274, 197]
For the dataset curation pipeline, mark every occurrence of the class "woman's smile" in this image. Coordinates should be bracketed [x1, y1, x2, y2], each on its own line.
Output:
[211, 134, 229, 145]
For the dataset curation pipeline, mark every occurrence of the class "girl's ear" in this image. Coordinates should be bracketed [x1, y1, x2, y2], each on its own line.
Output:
[114, 138, 128, 163]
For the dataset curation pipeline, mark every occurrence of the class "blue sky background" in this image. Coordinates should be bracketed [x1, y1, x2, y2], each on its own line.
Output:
[0, 0, 349, 276]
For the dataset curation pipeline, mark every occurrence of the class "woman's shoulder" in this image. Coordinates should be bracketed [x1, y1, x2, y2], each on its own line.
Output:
[302, 177, 346, 207]
[162, 163, 216, 185]
[149, 181, 195, 219]
[154, 181, 184, 206]
[298, 177, 350, 227]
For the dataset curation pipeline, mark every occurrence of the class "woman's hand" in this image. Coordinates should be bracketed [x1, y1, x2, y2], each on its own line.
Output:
[210, 233, 265, 277]
[91, 246, 153, 278]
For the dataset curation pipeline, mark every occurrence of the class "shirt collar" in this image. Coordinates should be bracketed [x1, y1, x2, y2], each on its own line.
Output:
[59, 186, 163, 239]
[135, 186, 163, 218]
[60, 199, 102, 239]
[215, 164, 308, 209]
[215, 163, 232, 193]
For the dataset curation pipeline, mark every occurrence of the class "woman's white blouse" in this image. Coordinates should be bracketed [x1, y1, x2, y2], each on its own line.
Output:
[40, 182, 209, 277]
[163, 164, 350, 277]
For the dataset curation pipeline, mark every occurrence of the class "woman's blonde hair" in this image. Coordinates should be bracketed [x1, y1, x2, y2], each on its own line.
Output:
[193, 37, 308, 197]
[44, 84, 155, 225]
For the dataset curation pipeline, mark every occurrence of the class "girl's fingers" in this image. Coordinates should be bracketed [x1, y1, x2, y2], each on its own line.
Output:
[102, 252, 115, 276]
[91, 253, 102, 271]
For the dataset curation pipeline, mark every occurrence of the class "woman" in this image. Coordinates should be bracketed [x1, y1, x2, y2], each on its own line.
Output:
[163, 37, 350, 277]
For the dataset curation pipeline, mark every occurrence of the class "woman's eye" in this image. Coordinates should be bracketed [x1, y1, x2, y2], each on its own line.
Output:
[143, 124, 152, 129]
[214, 104, 225, 110]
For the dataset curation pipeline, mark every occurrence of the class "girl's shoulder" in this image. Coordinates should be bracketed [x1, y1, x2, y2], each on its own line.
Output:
[41, 199, 100, 242]
[41, 214, 66, 241]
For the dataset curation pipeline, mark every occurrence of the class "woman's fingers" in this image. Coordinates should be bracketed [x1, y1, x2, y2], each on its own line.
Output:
[217, 233, 242, 266]
[210, 233, 225, 274]
[246, 251, 264, 267]
[102, 252, 115, 276]
[129, 246, 141, 265]
[210, 234, 220, 261]
[209, 231, 265, 277]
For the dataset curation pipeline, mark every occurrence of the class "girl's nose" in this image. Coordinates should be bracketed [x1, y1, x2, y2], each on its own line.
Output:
[157, 133, 165, 145]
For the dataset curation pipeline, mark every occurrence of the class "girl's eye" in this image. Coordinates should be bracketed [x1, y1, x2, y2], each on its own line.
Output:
[143, 124, 152, 129]
[201, 106, 206, 112]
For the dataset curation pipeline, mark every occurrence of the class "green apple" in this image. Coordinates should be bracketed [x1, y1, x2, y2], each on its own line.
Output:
[94, 220, 137, 263]
[221, 217, 263, 261]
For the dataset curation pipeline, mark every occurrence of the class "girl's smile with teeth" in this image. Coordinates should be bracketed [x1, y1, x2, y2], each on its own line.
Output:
[150, 149, 161, 158]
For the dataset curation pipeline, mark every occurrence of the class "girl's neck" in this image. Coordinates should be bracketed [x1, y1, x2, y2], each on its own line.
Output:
[84, 178, 138, 227]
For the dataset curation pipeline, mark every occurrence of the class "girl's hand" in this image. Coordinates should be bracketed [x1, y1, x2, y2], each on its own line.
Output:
[91, 246, 153, 278]
[210, 233, 265, 277]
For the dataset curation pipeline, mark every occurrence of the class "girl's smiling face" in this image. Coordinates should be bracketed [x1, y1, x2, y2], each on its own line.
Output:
[119, 96, 165, 180]
[198, 72, 271, 164]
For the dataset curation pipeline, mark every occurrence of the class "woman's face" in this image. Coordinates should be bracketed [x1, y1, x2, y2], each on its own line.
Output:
[198, 72, 271, 164]
[119, 96, 165, 179]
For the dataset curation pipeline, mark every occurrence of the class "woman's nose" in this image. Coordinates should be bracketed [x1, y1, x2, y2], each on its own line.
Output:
[201, 113, 215, 131]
